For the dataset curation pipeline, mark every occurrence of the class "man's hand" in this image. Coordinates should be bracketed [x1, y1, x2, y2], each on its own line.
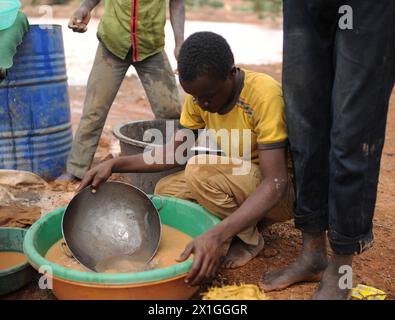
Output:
[76, 160, 114, 193]
[68, 6, 91, 33]
[176, 230, 228, 287]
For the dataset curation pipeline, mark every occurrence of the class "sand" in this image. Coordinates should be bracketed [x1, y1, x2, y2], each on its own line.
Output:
[45, 224, 192, 273]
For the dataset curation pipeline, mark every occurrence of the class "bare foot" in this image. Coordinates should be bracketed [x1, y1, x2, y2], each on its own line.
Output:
[312, 254, 353, 300]
[262, 232, 328, 292]
[222, 235, 265, 269]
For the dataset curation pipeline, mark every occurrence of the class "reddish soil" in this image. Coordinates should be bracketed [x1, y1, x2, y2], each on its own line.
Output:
[3, 63, 393, 300]
[3, 1, 393, 300]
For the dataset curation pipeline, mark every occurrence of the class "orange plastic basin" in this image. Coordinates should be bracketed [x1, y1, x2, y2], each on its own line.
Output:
[23, 196, 220, 300]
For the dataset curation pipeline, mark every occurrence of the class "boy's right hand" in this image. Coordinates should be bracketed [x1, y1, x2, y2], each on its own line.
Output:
[76, 160, 114, 193]
[68, 6, 91, 33]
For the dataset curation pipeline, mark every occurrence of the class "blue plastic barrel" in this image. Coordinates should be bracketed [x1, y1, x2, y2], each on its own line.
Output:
[0, 25, 72, 180]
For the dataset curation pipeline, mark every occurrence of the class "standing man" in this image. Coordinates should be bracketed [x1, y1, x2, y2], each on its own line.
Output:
[263, 1, 395, 299]
[61, 0, 185, 181]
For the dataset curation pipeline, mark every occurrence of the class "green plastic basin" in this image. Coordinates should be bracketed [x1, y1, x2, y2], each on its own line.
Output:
[23, 196, 220, 286]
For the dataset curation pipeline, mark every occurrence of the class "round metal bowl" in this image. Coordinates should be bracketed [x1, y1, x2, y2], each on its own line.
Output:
[61, 181, 161, 272]
[23, 198, 220, 299]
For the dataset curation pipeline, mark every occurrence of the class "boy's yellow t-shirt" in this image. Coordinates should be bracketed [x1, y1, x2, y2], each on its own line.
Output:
[180, 69, 287, 164]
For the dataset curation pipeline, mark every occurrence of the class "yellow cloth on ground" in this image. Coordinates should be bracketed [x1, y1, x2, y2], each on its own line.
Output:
[180, 69, 287, 164]
[351, 284, 386, 300]
[202, 284, 269, 300]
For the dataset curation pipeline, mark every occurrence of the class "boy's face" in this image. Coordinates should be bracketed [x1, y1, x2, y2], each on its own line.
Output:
[180, 70, 235, 114]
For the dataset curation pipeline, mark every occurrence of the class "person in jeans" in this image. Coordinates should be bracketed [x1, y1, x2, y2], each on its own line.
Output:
[60, 0, 185, 181]
[263, 0, 395, 299]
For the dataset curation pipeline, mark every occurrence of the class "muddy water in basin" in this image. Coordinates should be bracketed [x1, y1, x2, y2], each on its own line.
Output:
[0, 252, 27, 270]
[45, 225, 193, 273]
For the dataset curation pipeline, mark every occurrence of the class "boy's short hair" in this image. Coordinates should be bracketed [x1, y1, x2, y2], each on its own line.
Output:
[178, 31, 235, 82]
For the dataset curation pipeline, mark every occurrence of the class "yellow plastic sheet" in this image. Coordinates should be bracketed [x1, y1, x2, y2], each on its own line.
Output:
[202, 284, 269, 300]
[351, 284, 386, 300]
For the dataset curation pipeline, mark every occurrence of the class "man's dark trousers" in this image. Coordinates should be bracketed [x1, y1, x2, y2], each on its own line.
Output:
[283, 0, 395, 254]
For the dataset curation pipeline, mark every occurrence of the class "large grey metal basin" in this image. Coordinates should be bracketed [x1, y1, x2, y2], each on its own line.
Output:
[61, 181, 161, 272]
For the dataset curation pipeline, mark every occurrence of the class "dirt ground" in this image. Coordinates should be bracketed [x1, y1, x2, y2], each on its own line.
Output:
[2, 0, 393, 301]
[2, 62, 394, 300]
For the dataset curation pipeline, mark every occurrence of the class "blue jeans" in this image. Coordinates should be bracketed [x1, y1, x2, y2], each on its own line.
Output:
[283, 0, 395, 254]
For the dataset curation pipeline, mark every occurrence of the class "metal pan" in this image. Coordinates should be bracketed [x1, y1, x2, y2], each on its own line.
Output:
[61, 181, 161, 272]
